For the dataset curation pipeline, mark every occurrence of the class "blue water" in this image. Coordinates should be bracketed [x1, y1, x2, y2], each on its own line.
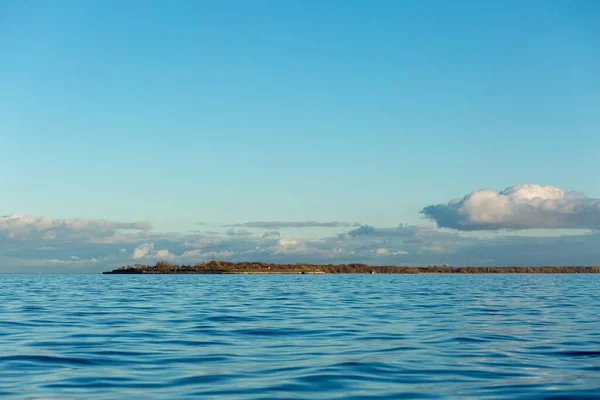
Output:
[1, 274, 599, 399]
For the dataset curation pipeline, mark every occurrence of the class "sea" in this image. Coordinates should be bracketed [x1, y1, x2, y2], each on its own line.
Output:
[1, 274, 599, 399]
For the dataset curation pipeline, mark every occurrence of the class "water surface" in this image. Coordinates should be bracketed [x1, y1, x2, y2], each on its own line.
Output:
[1, 274, 599, 399]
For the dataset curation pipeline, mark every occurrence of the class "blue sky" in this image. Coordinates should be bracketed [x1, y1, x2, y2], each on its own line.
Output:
[1, 1, 599, 271]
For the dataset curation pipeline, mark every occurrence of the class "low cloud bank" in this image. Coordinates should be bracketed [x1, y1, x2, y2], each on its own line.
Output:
[3, 184, 600, 273]
[226, 221, 361, 229]
[225, 228, 253, 237]
[0, 214, 152, 240]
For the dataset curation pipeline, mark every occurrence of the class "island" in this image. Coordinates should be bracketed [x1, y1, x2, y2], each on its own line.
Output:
[103, 261, 600, 274]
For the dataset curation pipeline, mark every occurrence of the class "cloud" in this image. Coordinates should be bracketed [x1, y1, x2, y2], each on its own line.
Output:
[347, 225, 376, 237]
[183, 237, 224, 249]
[129, 244, 236, 261]
[3, 210, 600, 272]
[132, 243, 154, 259]
[375, 248, 409, 256]
[375, 248, 388, 256]
[345, 224, 422, 238]
[421, 184, 600, 231]
[181, 250, 235, 259]
[278, 237, 302, 247]
[5, 256, 102, 269]
[156, 249, 172, 258]
[225, 228, 253, 237]
[214, 250, 234, 258]
[131, 243, 174, 260]
[47, 257, 100, 264]
[0, 214, 152, 241]
[226, 221, 361, 229]
[272, 237, 332, 256]
[262, 231, 281, 240]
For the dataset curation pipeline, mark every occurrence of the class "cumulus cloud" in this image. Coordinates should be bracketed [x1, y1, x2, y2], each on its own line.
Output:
[421, 184, 600, 231]
[0, 214, 152, 241]
[131, 243, 175, 260]
[132, 243, 154, 259]
[226, 221, 361, 229]
[156, 249, 172, 258]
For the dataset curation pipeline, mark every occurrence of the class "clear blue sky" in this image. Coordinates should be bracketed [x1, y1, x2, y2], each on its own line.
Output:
[2, 0, 599, 234]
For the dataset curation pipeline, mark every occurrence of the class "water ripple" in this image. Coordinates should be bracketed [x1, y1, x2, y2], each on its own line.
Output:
[0, 274, 599, 399]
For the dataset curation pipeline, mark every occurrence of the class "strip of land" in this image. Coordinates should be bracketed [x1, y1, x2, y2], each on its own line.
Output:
[103, 261, 600, 274]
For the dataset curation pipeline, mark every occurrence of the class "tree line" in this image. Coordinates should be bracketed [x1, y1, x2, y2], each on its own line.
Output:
[105, 261, 600, 274]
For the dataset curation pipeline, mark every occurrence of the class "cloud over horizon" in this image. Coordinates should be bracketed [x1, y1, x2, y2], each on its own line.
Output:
[0, 214, 152, 241]
[421, 184, 600, 231]
[225, 221, 362, 229]
[225, 228, 253, 237]
[2, 196, 600, 273]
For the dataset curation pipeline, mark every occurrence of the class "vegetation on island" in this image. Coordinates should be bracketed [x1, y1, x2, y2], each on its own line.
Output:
[103, 261, 600, 274]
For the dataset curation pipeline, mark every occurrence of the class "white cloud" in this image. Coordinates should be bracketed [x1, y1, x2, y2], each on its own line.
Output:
[0, 214, 152, 241]
[421, 184, 600, 230]
[25, 257, 100, 266]
[271, 237, 334, 257]
[131, 245, 178, 260]
[214, 250, 234, 258]
[3, 207, 600, 272]
[375, 248, 389, 256]
[181, 249, 202, 257]
[278, 237, 301, 247]
[156, 249, 172, 258]
[132, 243, 154, 259]
[375, 248, 409, 256]
[128, 243, 234, 262]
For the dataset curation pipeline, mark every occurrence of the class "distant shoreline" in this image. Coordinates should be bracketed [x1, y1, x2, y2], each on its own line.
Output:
[103, 261, 600, 274]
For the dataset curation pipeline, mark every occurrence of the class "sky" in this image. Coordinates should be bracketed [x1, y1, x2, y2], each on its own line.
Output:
[1, 0, 599, 272]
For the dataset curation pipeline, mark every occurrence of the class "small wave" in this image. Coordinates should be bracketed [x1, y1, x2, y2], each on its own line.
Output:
[0, 355, 95, 366]
[1, 274, 599, 399]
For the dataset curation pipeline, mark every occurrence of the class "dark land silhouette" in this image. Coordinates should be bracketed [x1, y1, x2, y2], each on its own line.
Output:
[103, 261, 600, 274]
